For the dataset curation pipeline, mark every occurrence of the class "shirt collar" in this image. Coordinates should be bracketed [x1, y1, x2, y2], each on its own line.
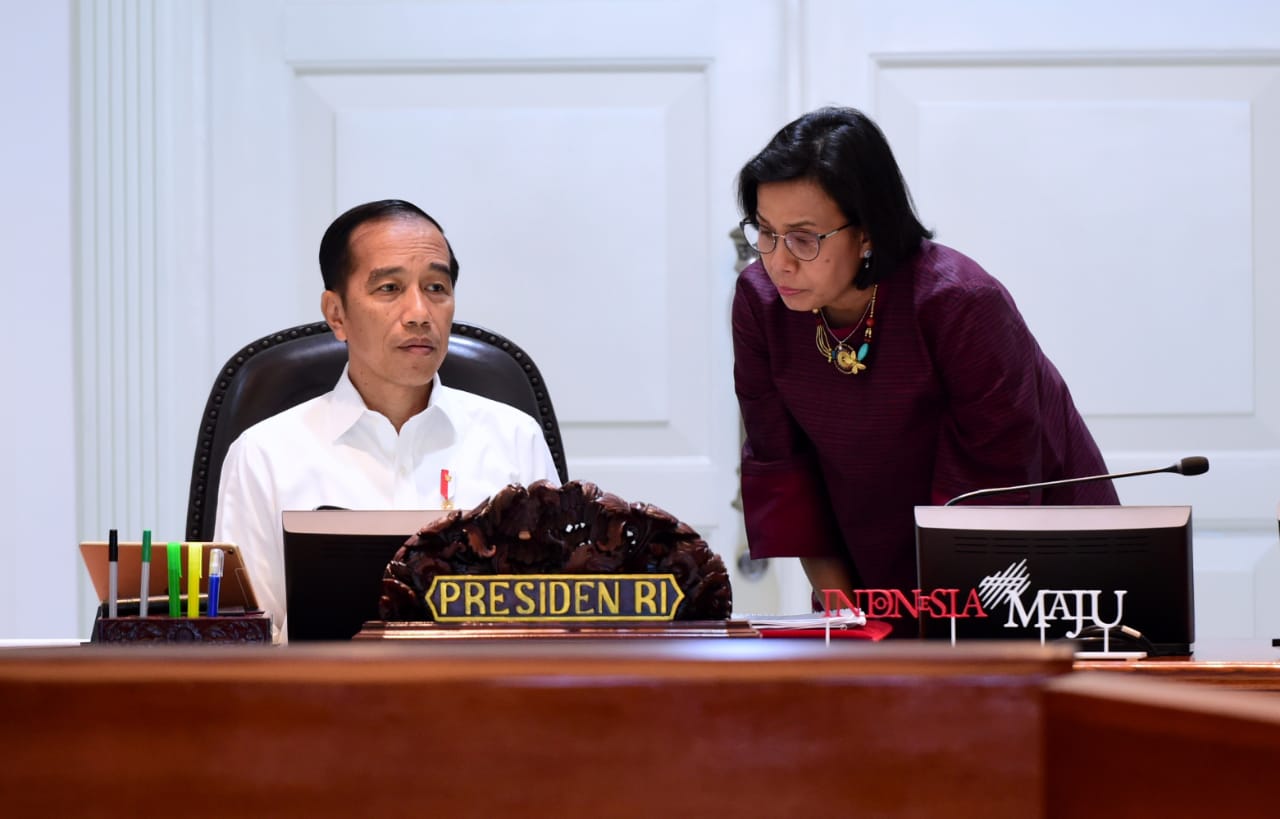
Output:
[324, 365, 458, 443]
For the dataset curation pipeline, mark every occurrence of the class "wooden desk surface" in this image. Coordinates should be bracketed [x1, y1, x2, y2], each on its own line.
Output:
[1073, 638, 1280, 691]
[0, 636, 1075, 678]
[7, 639, 1280, 816]
[1045, 673, 1280, 817]
[0, 640, 1072, 819]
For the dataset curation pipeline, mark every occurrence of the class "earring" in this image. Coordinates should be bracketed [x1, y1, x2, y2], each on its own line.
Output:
[862, 249, 872, 272]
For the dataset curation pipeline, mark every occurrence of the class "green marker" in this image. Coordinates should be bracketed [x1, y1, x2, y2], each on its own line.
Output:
[167, 542, 182, 618]
[139, 530, 152, 617]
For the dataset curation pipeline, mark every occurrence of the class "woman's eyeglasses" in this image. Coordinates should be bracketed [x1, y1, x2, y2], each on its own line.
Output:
[740, 219, 850, 262]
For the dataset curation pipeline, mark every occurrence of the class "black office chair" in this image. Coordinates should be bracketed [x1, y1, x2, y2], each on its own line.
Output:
[185, 320, 569, 541]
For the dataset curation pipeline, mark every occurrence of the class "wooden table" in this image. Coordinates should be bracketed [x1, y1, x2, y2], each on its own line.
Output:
[1073, 638, 1280, 691]
[5, 638, 1280, 817]
[1045, 672, 1280, 817]
[0, 640, 1068, 818]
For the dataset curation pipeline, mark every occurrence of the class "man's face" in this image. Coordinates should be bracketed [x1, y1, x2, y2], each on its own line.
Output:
[321, 216, 455, 407]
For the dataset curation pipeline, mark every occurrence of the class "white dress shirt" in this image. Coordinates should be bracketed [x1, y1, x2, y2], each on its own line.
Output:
[213, 366, 559, 640]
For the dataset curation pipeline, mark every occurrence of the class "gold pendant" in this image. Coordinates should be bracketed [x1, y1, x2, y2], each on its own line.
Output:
[834, 346, 865, 374]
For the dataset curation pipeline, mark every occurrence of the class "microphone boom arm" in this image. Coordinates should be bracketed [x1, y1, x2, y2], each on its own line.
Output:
[944, 462, 1190, 507]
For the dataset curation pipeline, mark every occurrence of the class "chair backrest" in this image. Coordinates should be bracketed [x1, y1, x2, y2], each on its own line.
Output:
[186, 321, 569, 541]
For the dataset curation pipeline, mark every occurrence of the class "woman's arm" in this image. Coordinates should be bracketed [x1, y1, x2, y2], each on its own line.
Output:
[733, 271, 845, 560]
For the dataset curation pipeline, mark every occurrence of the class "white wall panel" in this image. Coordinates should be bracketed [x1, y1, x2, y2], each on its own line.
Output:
[297, 70, 708, 438]
[0, 0, 77, 639]
[872, 56, 1280, 533]
[881, 70, 1257, 420]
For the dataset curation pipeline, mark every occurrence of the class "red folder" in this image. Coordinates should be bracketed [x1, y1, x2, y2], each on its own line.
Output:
[757, 620, 894, 641]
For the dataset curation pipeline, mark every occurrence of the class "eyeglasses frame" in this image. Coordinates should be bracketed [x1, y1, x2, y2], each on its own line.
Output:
[739, 218, 852, 262]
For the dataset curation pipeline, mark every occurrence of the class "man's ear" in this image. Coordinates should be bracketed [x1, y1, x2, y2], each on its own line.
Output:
[321, 289, 348, 341]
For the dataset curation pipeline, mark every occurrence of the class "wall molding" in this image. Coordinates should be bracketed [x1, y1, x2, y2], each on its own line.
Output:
[75, 0, 212, 624]
[869, 49, 1280, 68]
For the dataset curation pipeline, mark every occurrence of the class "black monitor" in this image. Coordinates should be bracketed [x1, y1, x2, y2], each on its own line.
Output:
[914, 505, 1194, 656]
[282, 509, 449, 641]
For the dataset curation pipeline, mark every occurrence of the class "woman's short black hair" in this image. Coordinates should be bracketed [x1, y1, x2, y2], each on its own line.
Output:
[318, 199, 460, 293]
[737, 106, 932, 288]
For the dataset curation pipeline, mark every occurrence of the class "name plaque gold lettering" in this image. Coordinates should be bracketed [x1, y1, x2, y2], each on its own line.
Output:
[424, 574, 685, 622]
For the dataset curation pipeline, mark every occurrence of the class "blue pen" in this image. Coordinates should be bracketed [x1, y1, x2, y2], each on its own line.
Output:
[208, 548, 224, 617]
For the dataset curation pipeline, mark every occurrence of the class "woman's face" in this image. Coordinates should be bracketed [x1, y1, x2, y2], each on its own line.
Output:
[753, 177, 872, 319]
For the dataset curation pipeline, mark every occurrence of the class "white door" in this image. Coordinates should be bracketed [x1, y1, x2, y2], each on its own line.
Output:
[783, 0, 1280, 630]
[202, 0, 795, 613]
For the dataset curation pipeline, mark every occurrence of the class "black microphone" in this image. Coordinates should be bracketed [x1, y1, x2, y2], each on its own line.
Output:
[943, 456, 1209, 507]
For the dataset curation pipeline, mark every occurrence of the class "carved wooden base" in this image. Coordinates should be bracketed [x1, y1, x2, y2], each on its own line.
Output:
[94, 614, 272, 645]
[354, 619, 759, 640]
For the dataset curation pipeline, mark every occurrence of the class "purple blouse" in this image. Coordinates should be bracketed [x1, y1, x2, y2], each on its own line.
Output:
[733, 240, 1118, 593]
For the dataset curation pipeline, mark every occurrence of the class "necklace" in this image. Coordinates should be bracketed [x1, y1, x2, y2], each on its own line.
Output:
[814, 284, 878, 374]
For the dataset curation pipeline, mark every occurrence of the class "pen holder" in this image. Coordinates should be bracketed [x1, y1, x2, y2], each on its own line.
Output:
[93, 613, 272, 645]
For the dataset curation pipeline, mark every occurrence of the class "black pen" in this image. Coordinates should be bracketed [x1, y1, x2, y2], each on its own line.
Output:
[107, 528, 119, 618]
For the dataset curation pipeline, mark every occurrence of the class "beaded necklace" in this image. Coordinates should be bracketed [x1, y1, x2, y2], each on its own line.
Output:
[813, 284, 877, 374]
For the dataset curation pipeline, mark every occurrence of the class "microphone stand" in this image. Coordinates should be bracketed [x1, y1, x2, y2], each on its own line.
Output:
[945, 458, 1208, 506]
[944, 464, 1183, 506]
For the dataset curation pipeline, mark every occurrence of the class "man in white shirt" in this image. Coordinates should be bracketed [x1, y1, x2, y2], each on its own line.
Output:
[214, 199, 560, 640]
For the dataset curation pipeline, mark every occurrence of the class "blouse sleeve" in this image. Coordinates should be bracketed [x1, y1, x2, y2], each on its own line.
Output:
[732, 275, 844, 559]
[922, 279, 1048, 504]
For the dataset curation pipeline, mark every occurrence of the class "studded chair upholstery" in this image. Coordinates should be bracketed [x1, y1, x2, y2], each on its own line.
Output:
[185, 321, 568, 541]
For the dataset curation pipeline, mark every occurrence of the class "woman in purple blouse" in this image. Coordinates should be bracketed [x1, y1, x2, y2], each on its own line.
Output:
[733, 107, 1117, 609]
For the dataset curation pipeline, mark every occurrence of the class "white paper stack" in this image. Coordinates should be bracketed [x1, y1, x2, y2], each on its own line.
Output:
[745, 608, 867, 630]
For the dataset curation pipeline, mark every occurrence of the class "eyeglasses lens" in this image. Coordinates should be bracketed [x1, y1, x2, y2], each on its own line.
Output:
[786, 234, 819, 261]
[743, 223, 825, 261]
[743, 223, 772, 254]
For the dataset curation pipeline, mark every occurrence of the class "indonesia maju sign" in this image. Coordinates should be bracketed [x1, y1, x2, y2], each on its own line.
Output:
[821, 559, 1129, 643]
